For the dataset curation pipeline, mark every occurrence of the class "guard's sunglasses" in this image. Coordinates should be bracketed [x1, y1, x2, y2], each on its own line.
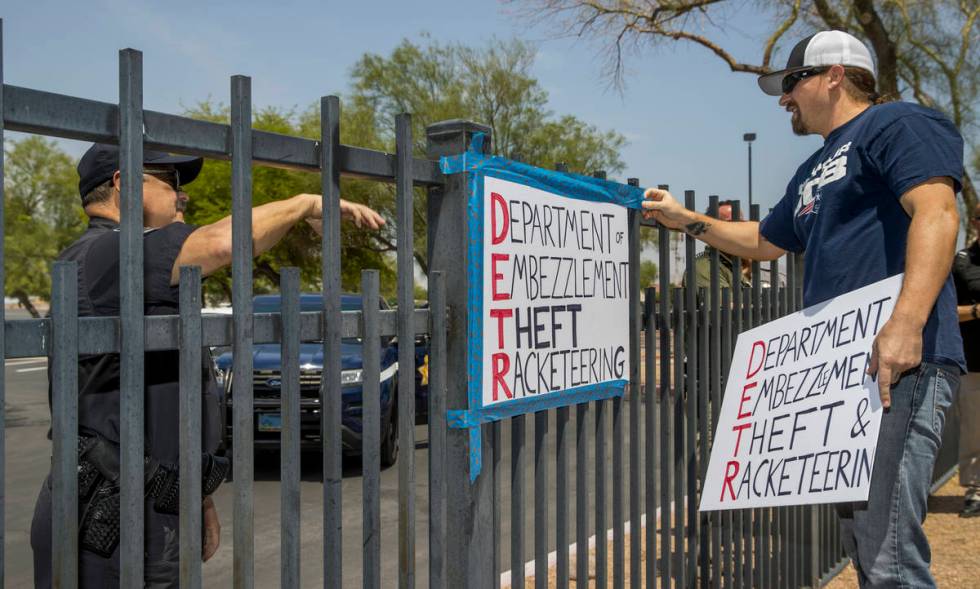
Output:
[143, 169, 181, 192]
[782, 67, 828, 95]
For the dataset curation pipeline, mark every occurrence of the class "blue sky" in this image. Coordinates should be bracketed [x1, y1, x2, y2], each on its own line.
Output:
[2, 0, 836, 218]
[11, 0, 979, 248]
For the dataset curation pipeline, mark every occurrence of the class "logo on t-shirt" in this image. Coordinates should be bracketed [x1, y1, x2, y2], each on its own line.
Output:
[796, 141, 852, 217]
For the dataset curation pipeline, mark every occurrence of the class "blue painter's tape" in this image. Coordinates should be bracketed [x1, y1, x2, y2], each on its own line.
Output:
[466, 166, 484, 445]
[448, 380, 627, 428]
[442, 132, 640, 483]
[439, 132, 491, 175]
[439, 133, 647, 209]
[469, 426, 482, 483]
[446, 409, 471, 429]
[469, 132, 485, 154]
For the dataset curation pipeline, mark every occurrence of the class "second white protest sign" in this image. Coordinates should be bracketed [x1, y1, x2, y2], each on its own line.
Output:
[700, 274, 903, 511]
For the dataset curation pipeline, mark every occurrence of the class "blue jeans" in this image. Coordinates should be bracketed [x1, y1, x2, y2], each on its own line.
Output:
[836, 362, 959, 588]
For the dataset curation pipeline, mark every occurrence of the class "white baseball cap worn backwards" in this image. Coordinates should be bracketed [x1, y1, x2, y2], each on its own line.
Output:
[758, 30, 876, 96]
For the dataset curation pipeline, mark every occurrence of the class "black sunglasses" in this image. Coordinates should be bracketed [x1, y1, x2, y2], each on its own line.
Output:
[143, 169, 181, 192]
[782, 67, 828, 94]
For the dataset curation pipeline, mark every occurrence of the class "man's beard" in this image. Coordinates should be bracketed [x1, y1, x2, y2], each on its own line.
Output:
[791, 107, 809, 135]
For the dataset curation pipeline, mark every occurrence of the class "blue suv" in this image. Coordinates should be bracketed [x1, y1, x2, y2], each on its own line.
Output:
[214, 293, 428, 467]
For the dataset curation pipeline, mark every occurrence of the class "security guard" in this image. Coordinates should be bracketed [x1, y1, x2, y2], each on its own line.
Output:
[952, 202, 980, 517]
[31, 143, 384, 587]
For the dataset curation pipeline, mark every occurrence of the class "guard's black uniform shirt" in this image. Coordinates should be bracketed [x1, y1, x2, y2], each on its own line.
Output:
[953, 240, 980, 372]
[33, 216, 221, 588]
[51, 215, 220, 462]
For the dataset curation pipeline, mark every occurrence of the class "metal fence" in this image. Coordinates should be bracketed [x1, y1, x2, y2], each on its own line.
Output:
[0, 20, 961, 588]
[482, 191, 847, 589]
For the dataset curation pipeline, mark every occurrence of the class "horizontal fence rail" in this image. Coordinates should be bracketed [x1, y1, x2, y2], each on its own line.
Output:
[1, 85, 445, 187]
[2, 309, 432, 358]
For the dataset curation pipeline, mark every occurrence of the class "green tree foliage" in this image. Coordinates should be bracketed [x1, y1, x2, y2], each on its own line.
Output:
[3, 137, 86, 316]
[184, 36, 629, 303]
[638, 259, 658, 287]
[351, 36, 626, 173]
[181, 102, 397, 304]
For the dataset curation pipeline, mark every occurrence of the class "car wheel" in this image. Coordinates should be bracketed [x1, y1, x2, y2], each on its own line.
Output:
[380, 395, 399, 468]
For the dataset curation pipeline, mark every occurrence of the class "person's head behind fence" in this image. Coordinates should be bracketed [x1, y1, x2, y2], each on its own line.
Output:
[77, 143, 203, 226]
[706, 200, 743, 222]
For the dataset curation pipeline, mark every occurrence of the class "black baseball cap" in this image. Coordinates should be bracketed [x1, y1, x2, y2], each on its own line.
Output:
[757, 31, 876, 96]
[77, 143, 204, 200]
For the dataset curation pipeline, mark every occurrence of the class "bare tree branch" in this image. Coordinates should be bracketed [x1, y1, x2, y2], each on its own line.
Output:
[897, 55, 939, 109]
[812, 0, 848, 30]
[763, 0, 803, 68]
[512, 0, 980, 231]
[894, 0, 978, 126]
[849, 0, 899, 96]
[632, 23, 769, 73]
[953, 3, 980, 88]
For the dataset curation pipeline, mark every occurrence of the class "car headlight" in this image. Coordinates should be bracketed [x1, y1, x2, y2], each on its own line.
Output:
[212, 358, 231, 394]
[341, 369, 363, 385]
[214, 366, 229, 388]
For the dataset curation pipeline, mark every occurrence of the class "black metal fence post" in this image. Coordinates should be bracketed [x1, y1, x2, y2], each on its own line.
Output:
[280, 267, 301, 588]
[362, 270, 382, 589]
[51, 262, 78, 589]
[230, 73, 256, 589]
[179, 266, 204, 589]
[428, 271, 449, 589]
[395, 113, 418, 589]
[626, 178, 641, 588]
[425, 120, 495, 589]
[118, 48, 146, 587]
[320, 94, 345, 589]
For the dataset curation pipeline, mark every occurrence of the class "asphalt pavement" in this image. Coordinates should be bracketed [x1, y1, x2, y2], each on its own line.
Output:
[4, 358, 440, 588]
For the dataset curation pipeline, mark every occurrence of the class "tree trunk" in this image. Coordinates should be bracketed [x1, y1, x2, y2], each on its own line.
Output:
[255, 261, 282, 288]
[852, 0, 899, 97]
[415, 250, 428, 276]
[962, 169, 978, 242]
[13, 289, 41, 318]
[215, 278, 234, 307]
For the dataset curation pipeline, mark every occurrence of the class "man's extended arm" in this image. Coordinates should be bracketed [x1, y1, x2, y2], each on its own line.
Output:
[867, 177, 959, 407]
[170, 194, 383, 285]
[640, 188, 786, 261]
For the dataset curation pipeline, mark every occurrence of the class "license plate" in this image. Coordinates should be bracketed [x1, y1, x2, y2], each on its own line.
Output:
[258, 413, 282, 432]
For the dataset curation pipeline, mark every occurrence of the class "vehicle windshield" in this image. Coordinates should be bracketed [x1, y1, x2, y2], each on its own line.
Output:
[252, 297, 363, 314]
[252, 296, 370, 345]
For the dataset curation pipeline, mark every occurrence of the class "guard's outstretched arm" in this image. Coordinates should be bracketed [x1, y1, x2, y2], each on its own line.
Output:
[170, 194, 384, 285]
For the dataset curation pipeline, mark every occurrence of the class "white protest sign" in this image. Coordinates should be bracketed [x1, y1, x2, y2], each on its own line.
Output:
[699, 274, 903, 511]
[479, 175, 630, 410]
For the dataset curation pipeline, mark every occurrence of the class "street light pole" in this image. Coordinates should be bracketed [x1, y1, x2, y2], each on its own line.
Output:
[743, 132, 756, 210]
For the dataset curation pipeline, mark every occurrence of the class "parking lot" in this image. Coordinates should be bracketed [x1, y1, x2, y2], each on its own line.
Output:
[3, 352, 439, 588]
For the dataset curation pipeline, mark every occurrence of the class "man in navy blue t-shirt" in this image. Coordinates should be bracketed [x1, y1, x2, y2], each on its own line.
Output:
[643, 31, 963, 588]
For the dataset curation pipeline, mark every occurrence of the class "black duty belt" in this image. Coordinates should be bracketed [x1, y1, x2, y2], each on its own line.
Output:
[74, 433, 229, 557]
